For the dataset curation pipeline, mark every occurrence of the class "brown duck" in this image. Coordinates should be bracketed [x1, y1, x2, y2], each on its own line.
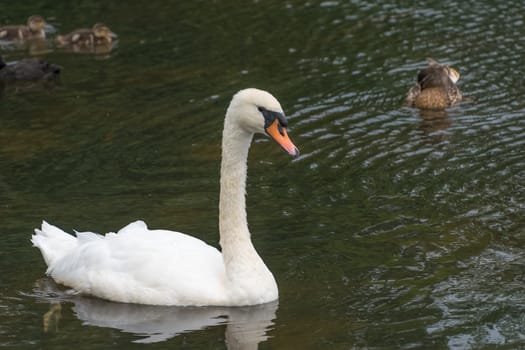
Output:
[0, 15, 47, 41]
[405, 58, 462, 110]
[55, 23, 117, 47]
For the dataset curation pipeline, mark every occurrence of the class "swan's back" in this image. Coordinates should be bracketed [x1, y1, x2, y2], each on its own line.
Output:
[32, 221, 228, 306]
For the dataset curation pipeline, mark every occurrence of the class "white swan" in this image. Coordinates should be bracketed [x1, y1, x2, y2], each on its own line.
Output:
[32, 88, 299, 306]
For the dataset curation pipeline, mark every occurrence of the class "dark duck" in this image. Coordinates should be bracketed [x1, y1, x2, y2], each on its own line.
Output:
[0, 56, 61, 83]
[405, 58, 462, 110]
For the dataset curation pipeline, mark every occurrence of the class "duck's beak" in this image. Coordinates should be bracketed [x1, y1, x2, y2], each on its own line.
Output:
[44, 24, 56, 34]
[265, 119, 300, 158]
[109, 31, 118, 39]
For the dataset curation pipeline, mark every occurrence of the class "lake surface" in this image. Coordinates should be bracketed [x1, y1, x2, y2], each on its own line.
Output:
[2, 1, 525, 349]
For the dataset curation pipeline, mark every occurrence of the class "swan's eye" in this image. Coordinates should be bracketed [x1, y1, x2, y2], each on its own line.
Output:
[259, 106, 288, 130]
[277, 124, 285, 136]
[277, 114, 288, 128]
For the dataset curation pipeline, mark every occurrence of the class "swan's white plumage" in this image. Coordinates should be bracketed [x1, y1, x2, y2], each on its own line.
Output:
[34, 220, 227, 305]
[32, 221, 76, 267]
[32, 88, 297, 306]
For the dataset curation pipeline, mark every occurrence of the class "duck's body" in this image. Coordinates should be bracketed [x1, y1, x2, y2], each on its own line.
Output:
[0, 56, 60, 83]
[32, 88, 299, 306]
[55, 23, 116, 47]
[0, 16, 47, 41]
[405, 58, 462, 110]
[408, 86, 461, 110]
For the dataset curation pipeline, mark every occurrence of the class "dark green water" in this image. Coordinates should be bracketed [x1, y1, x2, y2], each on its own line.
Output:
[2, 1, 525, 349]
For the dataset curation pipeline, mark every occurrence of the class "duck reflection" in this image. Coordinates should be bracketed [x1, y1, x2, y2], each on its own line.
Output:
[31, 279, 277, 346]
[55, 40, 117, 57]
[0, 39, 54, 55]
[418, 109, 452, 142]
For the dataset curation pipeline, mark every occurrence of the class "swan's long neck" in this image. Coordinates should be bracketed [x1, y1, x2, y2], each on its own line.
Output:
[219, 117, 255, 263]
[218, 107, 278, 304]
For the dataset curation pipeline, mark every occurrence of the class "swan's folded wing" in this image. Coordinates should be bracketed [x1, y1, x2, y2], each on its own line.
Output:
[47, 221, 227, 305]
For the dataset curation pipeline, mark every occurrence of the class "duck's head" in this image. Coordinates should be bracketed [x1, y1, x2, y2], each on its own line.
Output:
[424, 57, 460, 84]
[27, 15, 46, 32]
[226, 88, 300, 158]
[92, 23, 117, 42]
[447, 67, 460, 84]
[416, 58, 461, 90]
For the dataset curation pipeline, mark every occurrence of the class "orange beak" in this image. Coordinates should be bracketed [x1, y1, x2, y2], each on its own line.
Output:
[265, 119, 300, 158]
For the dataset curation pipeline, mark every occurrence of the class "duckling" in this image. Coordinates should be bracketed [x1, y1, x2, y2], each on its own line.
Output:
[0, 56, 61, 83]
[405, 58, 462, 110]
[0, 16, 47, 41]
[55, 23, 117, 47]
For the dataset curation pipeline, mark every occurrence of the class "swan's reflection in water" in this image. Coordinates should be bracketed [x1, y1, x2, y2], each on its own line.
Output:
[30, 279, 277, 347]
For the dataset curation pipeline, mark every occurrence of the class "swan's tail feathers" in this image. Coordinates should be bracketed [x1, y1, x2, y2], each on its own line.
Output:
[31, 221, 77, 268]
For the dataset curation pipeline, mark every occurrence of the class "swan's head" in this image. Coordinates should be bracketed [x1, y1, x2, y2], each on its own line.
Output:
[227, 88, 300, 158]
